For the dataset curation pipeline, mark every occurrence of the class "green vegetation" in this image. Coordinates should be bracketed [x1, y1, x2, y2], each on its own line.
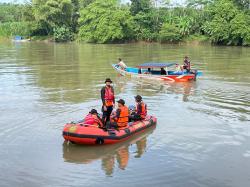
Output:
[0, 22, 34, 37]
[0, 0, 249, 45]
[78, 0, 135, 43]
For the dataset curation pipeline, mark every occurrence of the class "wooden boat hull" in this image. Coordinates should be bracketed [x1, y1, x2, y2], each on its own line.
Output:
[112, 64, 197, 82]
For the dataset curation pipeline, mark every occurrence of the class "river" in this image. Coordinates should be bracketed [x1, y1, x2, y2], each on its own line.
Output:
[0, 41, 249, 187]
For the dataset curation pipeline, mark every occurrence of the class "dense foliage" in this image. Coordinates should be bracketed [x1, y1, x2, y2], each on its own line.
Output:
[0, 0, 249, 45]
[78, 0, 135, 43]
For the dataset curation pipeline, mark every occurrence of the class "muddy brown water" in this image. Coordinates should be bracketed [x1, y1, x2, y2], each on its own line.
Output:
[0, 42, 249, 187]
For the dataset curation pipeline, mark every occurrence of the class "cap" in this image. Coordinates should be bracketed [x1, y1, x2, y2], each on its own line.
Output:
[117, 99, 125, 105]
[105, 78, 112, 83]
[90, 109, 98, 114]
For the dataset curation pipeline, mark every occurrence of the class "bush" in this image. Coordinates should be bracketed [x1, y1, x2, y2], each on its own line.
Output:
[159, 23, 182, 42]
[0, 22, 34, 37]
[53, 26, 73, 42]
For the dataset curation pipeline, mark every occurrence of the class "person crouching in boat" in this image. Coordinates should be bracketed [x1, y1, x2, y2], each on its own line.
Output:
[84, 109, 103, 127]
[129, 95, 147, 121]
[107, 99, 129, 129]
[101, 78, 115, 126]
[117, 58, 127, 70]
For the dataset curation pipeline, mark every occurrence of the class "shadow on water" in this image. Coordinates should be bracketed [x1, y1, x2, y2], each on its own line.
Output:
[63, 126, 155, 176]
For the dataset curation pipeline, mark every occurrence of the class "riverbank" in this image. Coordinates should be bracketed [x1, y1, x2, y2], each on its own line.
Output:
[1, 34, 211, 45]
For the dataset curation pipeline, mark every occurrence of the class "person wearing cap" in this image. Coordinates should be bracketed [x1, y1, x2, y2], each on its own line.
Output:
[129, 95, 147, 121]
[101, 78, 115, 126]
[84, 109, 103, 127]
[183, 56, 191, 73]
[108, 99, 129, 129]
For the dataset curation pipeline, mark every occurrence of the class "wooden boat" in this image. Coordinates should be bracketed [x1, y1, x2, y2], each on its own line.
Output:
[112, 62, 201, 82]
[63, 116, 157, 145]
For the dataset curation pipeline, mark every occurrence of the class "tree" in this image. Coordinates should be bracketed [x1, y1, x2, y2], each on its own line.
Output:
[32, 0, 73, 34]
[78, 0, 136, 43]
[203, 0, 250, 45]
[159, 22, 182, 42]
[133, 9, 162, 41]
[0, 3, 24, 22]
[79, 0, 95, 8]
[54, 26, 73, 42]
[187, 0, 212, 7]
[71, 0, 80, 32]
[233, 0, 250, 9]
[130, 0, 152, 15]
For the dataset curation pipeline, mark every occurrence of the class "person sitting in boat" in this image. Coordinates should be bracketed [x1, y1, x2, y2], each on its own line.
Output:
[160, 67, 167, 75]
[129, 95, 147, 121]
[117, 58, 127, 70]
[138, 68, 142, 74]
[107, 99, 129, 129]
[84, 109, 103, 127]
[144, 68, 151, 74]
[183, 56, 191, 73]
[174, 64, 183, 74]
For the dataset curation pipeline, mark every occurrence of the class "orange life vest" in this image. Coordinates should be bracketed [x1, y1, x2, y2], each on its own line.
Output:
[104, 86, 114, 106]
[84, 114, 103, 127]
[136, 101, 147, 119]
[117, 105, 129, 128]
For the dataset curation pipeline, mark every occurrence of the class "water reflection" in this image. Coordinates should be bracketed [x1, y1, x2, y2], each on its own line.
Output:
[63, 127, 154, 176]
[115, 75, 197, 102]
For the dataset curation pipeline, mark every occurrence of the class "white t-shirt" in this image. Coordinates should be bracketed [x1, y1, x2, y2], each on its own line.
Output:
[118, 61, 127, 68]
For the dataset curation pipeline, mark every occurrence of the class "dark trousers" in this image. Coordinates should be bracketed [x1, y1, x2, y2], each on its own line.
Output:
[106, 121, 118, 129]
[102, 106, 113, 126]
[129, 114, 142, 122]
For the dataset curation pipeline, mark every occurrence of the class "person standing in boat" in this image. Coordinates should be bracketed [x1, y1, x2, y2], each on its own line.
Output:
[183, 56, 191, 73]
[129, 95, 147, 121]
[117, 58, 127, 70]
[101, 78, 115, 126]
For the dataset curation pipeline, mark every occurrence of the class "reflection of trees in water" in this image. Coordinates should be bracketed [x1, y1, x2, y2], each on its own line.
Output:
[16, 43, 133, 103]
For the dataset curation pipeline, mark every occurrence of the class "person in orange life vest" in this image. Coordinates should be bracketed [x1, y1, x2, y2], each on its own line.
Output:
[84, 109, 103, 127]
[107, 99, 129, 129]
[129, 95, 147, 121]
[101, 78, 115, 126]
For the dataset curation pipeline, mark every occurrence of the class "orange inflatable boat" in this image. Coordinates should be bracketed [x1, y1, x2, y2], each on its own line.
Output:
[63, 116, 157, 145]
